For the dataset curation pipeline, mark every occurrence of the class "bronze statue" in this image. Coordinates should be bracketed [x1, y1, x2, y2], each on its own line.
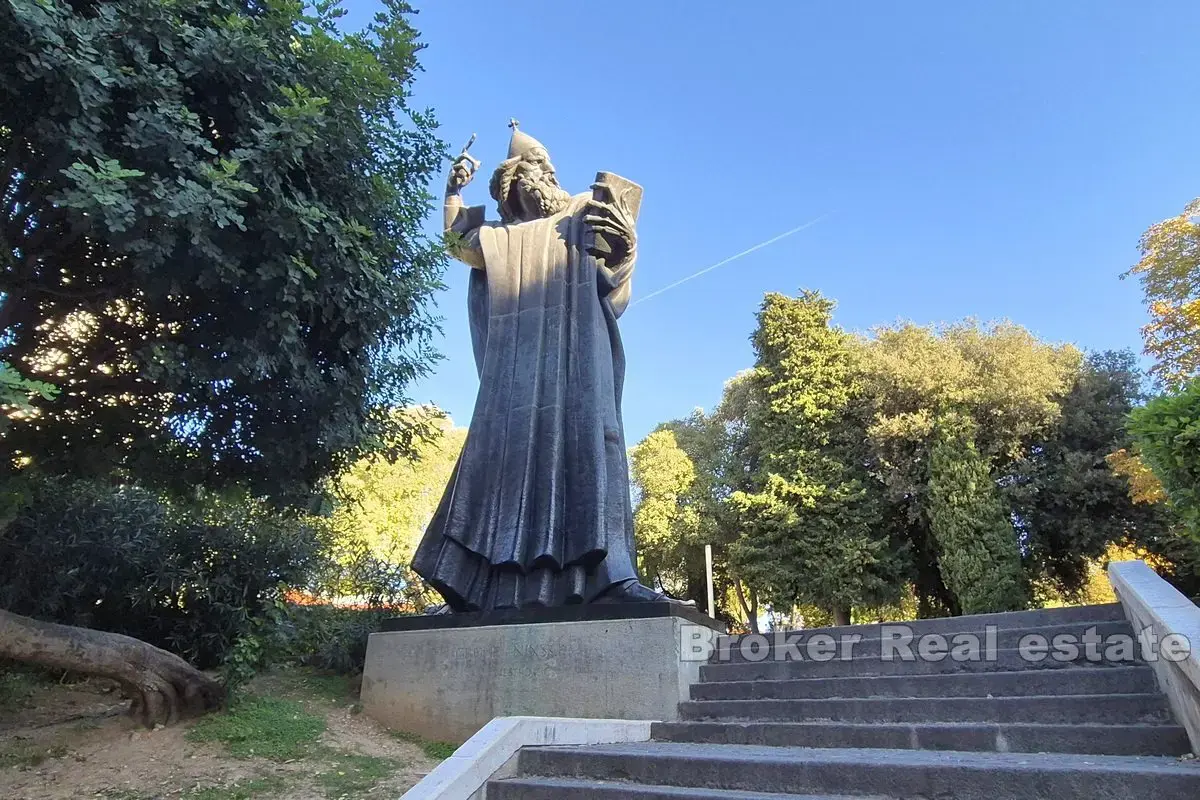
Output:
[412, 122, 670, 611]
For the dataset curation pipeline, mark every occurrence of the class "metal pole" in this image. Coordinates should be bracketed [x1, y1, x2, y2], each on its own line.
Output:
[705, 543, 715, 619]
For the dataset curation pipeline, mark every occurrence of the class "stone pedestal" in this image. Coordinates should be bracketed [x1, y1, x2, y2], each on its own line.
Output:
[361, 604, 724, 743]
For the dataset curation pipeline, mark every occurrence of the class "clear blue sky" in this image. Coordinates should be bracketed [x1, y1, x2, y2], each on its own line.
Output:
[345, 1, 1200, 445]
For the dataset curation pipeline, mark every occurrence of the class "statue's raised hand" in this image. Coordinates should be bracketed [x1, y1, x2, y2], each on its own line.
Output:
[447, 154, 477, 191]
[585, 182, 637, 265]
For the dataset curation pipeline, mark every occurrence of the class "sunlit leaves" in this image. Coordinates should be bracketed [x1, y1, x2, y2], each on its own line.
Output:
[0, 0, 445, 501]
[1129, 380, 1200, 539]
[630, 429, 699, 594]
[1107, 448, 1169, 505]
[324, 408, 463, 565]
[1124, 198, 1200, 389]
[728, 291, 903, 616]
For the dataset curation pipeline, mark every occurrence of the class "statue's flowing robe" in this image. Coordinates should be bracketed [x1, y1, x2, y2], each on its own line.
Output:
[412, 192, 638, 611]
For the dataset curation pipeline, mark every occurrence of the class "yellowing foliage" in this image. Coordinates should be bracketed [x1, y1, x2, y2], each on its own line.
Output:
[326, 409, 466, 563]
[1036, 544, 1169, 608]
[1106, 448, 1168, 505]
[1124, 198, 1200, 387]
[629, 429, 700, 593]
[863, 320, 1080, 463]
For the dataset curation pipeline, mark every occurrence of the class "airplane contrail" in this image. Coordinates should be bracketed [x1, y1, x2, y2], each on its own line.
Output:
[629, 212, 832, 308]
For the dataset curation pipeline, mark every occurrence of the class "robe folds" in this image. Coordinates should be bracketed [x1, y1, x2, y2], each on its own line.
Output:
[412, 190, 639, 611]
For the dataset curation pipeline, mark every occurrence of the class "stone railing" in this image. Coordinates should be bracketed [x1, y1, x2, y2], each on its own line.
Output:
[1109, 559, 1200, 753]
[400, 716, 653, 800]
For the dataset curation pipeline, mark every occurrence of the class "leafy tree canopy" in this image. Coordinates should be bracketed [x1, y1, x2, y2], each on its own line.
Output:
[1009, 351, 1171, 598]
[1124, 198, 1200, 389]
[631, 372, 767, 626]
[1, 0, 445, 502]
[862, 320, 1080, 483]
[729, 291, 906, 620]
[325, 407, 465, 564]
[629, 428, 699, 594]
[1129, 380, 1200, 540]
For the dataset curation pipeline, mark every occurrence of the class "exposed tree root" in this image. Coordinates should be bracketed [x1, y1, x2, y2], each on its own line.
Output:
[0, 608, 224, 727]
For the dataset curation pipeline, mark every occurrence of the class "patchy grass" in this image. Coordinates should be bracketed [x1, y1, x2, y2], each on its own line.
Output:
[1, 668, 437, 799]
[299, 672, 357, 705]
[0, 670, 41, 710]
[389, 729, 457, 761]
[314, 751, 397, 798]
[0, 739, 70, 770]
[94, 774, 294, 800]
[186, 775, 292, 800]
[187, 696, 325, 760]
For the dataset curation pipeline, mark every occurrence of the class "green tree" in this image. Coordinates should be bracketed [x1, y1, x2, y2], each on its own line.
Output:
[1129, 380, 1200, 541]
[1121, 200, 1200, 558]
[629, 429, 699, 595]
[631, 372, 767, 629]
[927, 417, 1028, 614]
[327, 408, 466, 564]
[862, 320, 1077, 615]
[730, 291, 905, 626]
[0, 0, 443, 724]
[1008, 351, 1173, 598]
[0, 0, 445, 501]
[311, 407, 465, 610]
[693, 372, 768, 628]
[1123, 198, 1200, 389]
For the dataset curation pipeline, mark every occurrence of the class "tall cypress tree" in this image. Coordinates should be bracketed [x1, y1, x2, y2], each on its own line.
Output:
[730, 291, 906, 624]
[927, 417, 1028, 614]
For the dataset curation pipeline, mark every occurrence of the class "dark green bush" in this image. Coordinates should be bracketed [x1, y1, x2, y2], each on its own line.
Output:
[0, 478, 324, 668]
[284, 606, 395, 675]
[0, 477, 422, 678]
[1130, 380, 1200, 540]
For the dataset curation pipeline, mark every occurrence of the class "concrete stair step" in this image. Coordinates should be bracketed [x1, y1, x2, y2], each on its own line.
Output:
[700, 643, 1140, 682]
[678, 693, 1172, 724]
[712, 619, 1134, 664]
[515, 742, 1200, 800]
[487, 776, 884, 799]
[652, 720, 1194, 757]
[716, 603, 1126, 651]
[691, 665, 1156, 700]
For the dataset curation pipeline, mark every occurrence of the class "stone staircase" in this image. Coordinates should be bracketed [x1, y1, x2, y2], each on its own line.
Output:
[486, 603, 1200, 798]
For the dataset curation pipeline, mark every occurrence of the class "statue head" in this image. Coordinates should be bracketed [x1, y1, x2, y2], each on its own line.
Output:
[489, 125, 572, 223]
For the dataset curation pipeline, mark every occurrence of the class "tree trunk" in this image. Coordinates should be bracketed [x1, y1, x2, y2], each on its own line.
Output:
[0, 609, 224, 727]
[734, 580, 760, 634]
[832, 606, 852, 627]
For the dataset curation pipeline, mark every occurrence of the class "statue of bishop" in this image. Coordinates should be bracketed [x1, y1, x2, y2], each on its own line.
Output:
[412, 123, 671, 612]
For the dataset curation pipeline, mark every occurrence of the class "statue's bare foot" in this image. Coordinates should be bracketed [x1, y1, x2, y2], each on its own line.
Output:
[595, 580, 696, 606]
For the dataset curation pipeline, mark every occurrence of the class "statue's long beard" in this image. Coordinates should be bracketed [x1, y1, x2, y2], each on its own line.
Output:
[517, 174, 571, 218]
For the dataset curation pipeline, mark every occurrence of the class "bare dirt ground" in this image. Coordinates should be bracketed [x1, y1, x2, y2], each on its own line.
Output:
[0, 668, 441, 800]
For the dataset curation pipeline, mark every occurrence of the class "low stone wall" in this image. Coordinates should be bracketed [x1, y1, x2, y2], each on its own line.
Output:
[1109, 559, 1200, 752]
[362, 611, 720, 743]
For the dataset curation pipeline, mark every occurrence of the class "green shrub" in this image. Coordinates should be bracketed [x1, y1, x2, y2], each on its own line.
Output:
[283, 606, 395, 675]
[1130, 380, 1200, 539]
[0, 477, 420, 677]
[0, 479, 324, 667]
